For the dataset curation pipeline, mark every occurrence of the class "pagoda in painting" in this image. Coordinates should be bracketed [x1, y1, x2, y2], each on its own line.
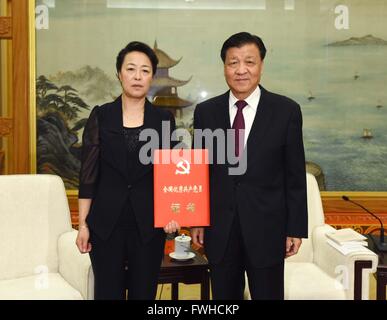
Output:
[149, 41, 192, 118]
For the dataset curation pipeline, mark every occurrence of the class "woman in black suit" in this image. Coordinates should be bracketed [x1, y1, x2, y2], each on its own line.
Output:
[75, 41, 180, 300]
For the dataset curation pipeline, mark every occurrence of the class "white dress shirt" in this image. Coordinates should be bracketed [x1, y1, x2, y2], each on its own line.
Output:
[229, 85, 261, 146]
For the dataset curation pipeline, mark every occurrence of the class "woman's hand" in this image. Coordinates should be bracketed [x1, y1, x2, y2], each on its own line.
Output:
[76, 226, 92, 254]
[163, 220, 180, 234]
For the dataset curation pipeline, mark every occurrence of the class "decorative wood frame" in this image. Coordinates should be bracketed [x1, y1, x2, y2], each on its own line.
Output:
[322, 192, 387, 234]
[0, 117, 12, 136]
[0, 0, 35, 174]
[0, 16, 11, 39]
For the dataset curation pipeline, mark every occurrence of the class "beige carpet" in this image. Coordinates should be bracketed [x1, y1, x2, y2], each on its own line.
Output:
[156, 274, 381, 300]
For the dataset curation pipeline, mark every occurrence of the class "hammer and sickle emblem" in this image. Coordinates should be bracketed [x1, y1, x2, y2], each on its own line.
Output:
[175, 159, 190, 175]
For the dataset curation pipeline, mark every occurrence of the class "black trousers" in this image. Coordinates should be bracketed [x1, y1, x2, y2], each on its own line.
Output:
[209, 216, 284, 300]
[89, 207, 165, 300]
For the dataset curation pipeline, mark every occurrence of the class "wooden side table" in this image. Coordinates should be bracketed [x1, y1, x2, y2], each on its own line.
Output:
[158, 251, 210, 300]
[367, 235, 387, 300]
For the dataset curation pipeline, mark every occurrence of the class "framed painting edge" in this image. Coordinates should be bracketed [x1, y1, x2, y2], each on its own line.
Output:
[29, 0, 36, 175]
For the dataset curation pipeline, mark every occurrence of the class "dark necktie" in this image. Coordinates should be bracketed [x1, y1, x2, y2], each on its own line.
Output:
[232, 100, 248, 157]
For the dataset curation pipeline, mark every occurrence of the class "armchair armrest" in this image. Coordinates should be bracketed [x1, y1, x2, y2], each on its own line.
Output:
[312, 224, 378, 299]
[58, 229, 94, 300]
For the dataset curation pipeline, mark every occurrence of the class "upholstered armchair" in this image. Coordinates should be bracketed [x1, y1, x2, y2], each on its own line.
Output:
[0, 174, 93, 299]
[245, 173, 378, 300]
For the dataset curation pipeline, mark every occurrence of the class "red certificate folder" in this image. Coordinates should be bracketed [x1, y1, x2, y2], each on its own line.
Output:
[154, 149, 210, 227]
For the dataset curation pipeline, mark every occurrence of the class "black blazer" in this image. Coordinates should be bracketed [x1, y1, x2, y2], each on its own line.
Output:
[79, 96, 175, 243]
[194, 86, 308, 268]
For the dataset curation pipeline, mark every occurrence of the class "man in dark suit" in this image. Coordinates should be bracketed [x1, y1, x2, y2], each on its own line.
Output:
[191, 32, 308, 300]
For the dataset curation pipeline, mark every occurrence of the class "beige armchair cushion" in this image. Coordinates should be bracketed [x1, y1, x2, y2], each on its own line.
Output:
[0, 273, 83, 300]
[0, 174, 93, 300]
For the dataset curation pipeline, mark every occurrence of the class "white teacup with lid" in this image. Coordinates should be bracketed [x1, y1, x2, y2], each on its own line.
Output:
[174, 234, 191, 258]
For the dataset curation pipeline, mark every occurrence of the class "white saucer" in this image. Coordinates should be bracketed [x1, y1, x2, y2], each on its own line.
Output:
[169, 251, 195, 261]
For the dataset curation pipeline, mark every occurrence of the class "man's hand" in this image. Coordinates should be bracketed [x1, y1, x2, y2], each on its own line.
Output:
[191, 227, 204, 247]
[285, 237, 302, 258]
